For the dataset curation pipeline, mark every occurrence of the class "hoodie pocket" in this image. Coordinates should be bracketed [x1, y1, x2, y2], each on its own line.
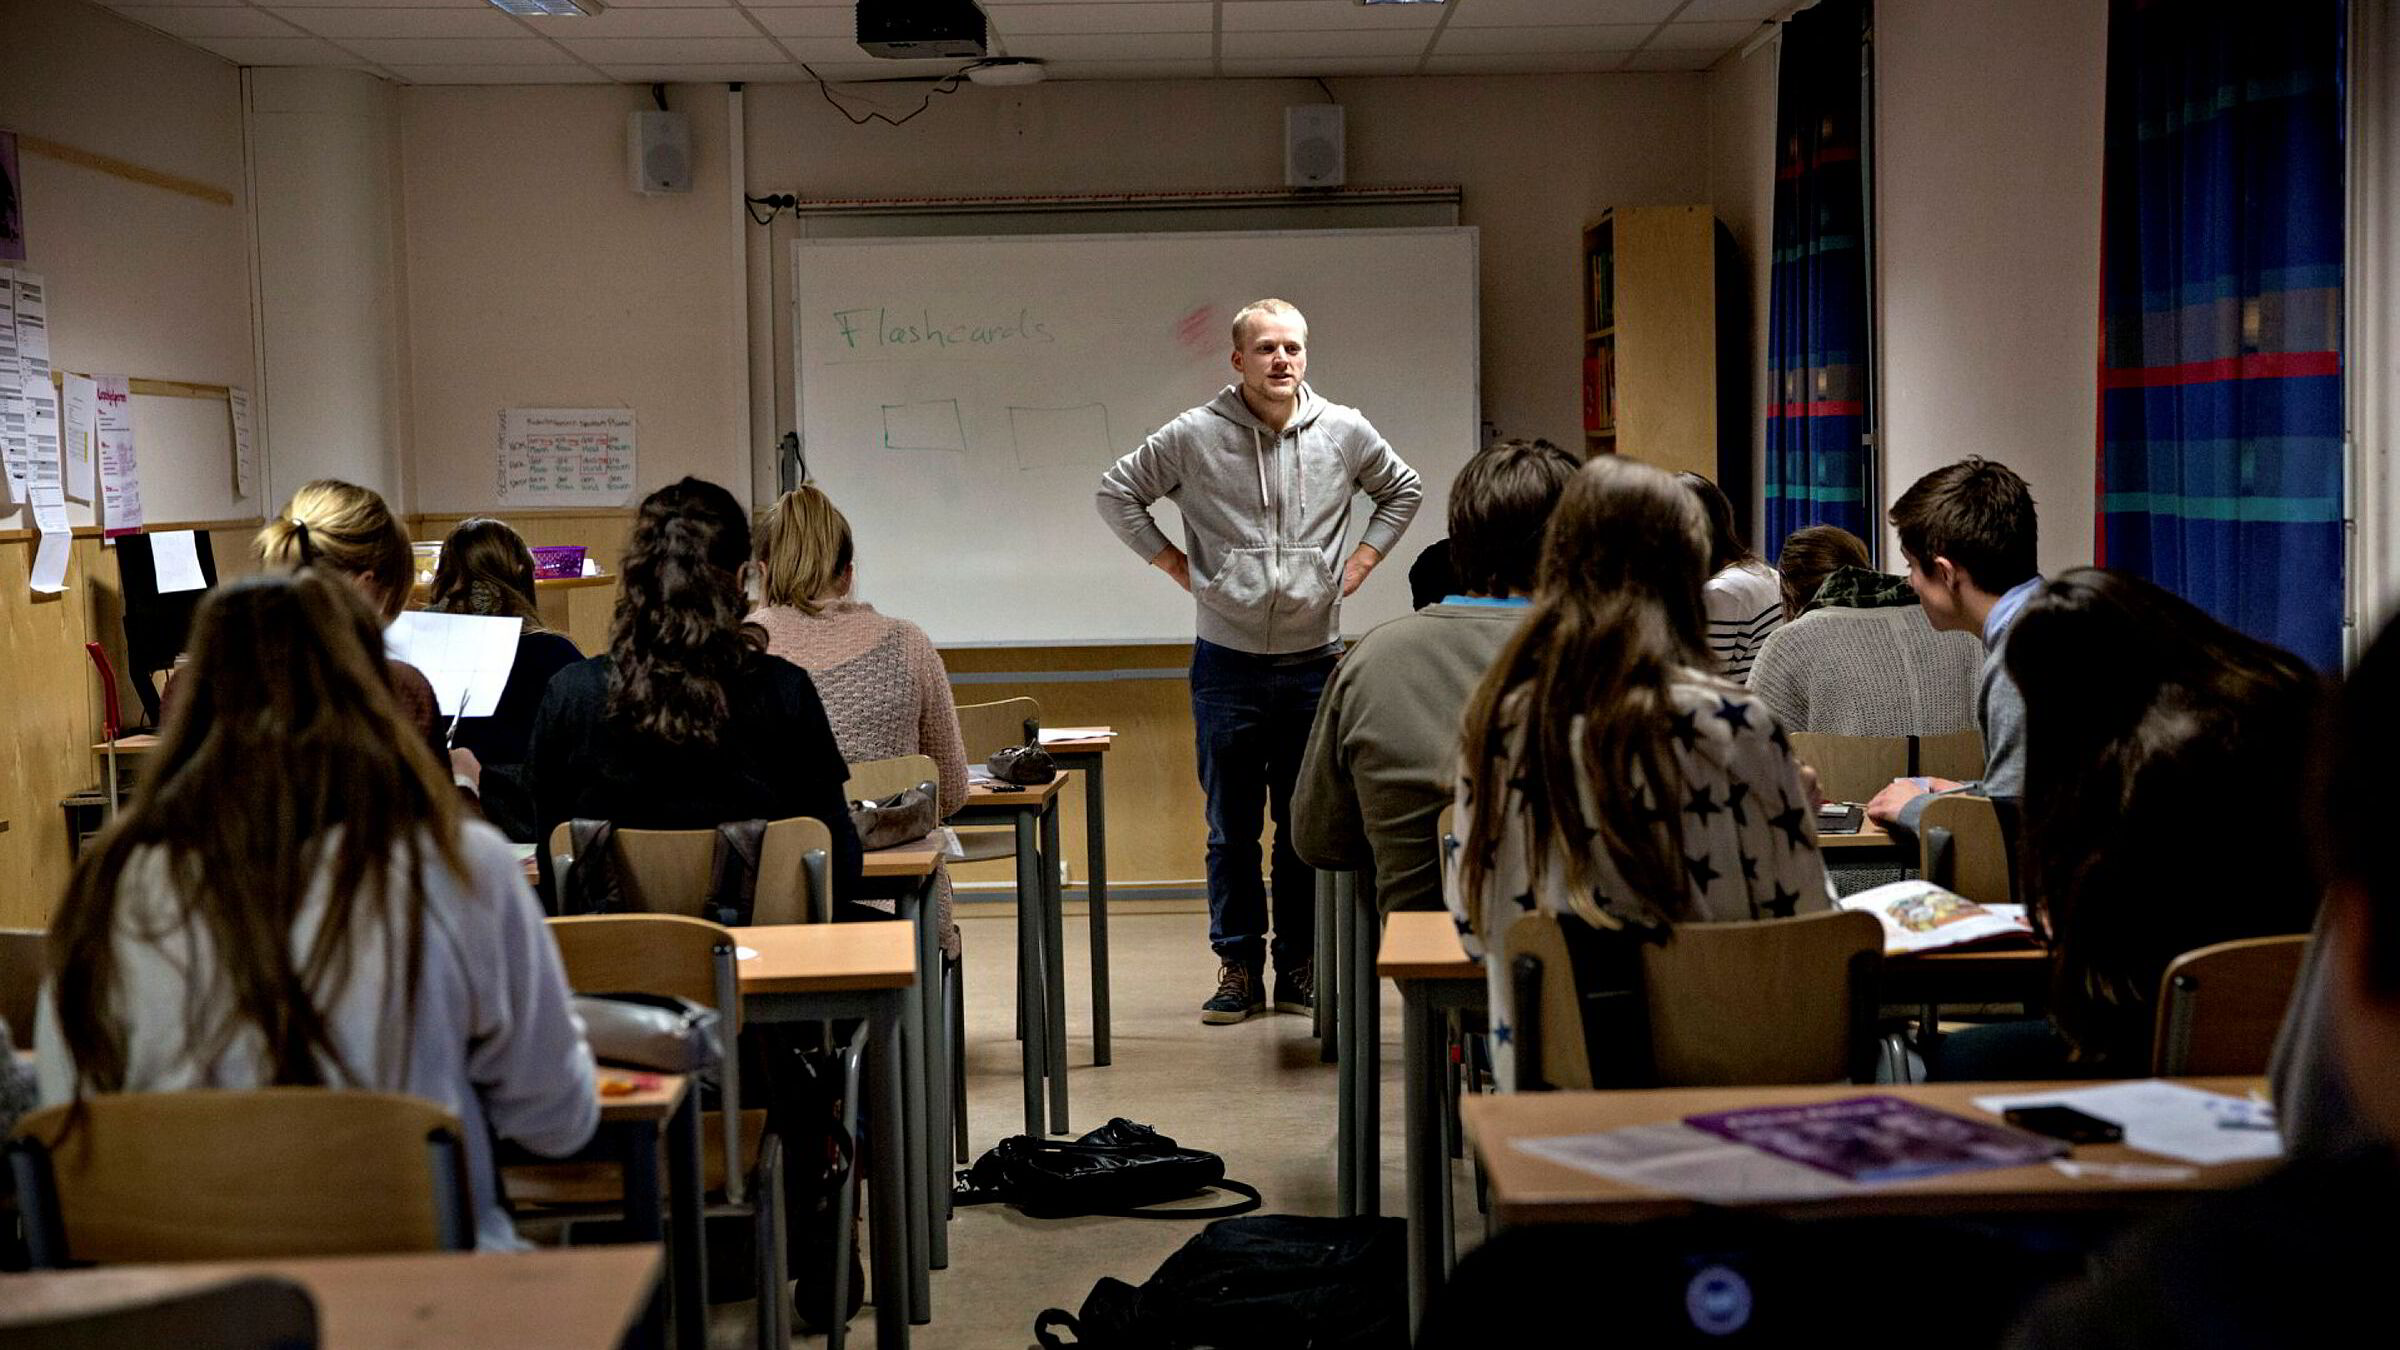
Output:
[1198, 546, 1273, 614]
[1274, 544, 1338, 622]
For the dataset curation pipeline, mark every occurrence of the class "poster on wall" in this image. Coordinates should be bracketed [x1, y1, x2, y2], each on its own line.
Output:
[95, 373, 143, 536]
[12, 270, 58, 483]
[60, 370, 94, 502]
[0, 130, 25, 264]
[497, 407, 637, 508]
[0, 269, 23, 494]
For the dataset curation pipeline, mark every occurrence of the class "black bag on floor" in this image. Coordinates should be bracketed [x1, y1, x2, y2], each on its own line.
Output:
[1034, 1214, 1406, 1350]
[955, 1118, 1261, 1220]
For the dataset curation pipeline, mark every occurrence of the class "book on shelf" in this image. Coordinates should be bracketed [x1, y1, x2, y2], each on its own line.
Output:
[1836, 880, 2037, 956]
[1583, 356, 1601, 431]
[1683, 1095, 2068, 1184]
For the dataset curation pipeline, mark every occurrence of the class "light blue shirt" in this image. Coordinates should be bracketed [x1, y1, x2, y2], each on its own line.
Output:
[1981, 576, 2045, 648]
[1440, 595, 1532, 608]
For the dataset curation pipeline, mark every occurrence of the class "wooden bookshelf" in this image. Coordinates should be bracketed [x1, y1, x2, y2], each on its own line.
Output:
[1582, 206, 1725, 479]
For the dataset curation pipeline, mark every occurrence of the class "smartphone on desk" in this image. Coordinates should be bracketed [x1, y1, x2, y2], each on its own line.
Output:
[2003, 1104, 2124, 1145]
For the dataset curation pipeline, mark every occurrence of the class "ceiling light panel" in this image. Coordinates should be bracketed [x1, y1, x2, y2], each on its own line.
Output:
[1434, 25, 1652, 54]
[989, 3, 1214, 37]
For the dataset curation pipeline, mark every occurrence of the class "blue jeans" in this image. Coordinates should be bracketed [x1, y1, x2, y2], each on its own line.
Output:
[1191, 638, 1334, 970]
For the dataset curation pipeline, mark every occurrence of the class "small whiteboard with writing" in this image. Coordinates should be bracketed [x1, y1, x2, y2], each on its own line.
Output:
[498, 407, 636, 508]
[793, 227, 1480, 646]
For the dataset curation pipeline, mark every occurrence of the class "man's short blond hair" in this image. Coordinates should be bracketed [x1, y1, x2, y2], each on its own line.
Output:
[1231, 298, 1306, 347]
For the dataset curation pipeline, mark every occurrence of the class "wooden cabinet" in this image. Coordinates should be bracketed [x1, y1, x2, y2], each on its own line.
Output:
[1583, 205, 1728, 481]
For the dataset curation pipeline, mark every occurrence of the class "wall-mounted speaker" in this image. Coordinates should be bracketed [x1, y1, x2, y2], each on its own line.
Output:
[1285, 104, 1345, 190]
[628, 110, 692, 195]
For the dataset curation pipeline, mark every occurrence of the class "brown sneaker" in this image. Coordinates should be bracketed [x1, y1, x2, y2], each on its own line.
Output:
[1200, 959, 1265, 1025]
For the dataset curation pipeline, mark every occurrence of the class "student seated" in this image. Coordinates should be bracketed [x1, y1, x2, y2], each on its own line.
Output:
[2006, 614, 2391, 1348]
[525, 477, 862, 900]
[1678, 472, 1782, 684]
[255, 479, 445, 755]
[1749, 524, 1984, 739]
[1925, 568, 2322, 1080]
[421, 518, 584, 841]
[1295, 437, 1579, 915]
[1863, 458, 2043, 834]
[35, 571, 598, 1251]
[747, 484, 968, 953]
[1446, 457, 1831, 1089]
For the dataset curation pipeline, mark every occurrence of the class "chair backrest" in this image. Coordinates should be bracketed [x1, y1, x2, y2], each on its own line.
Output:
[954, 697, 1040, 761]
[848, 753, 938, 804]
[0, 1274, 318, 1350]
[0, 927, 46, 1052]
[547, 816, 832, 925]
[1915, 728, 1986, 783]
[8, 1090, 470, 1264]
[1787, 733, 1909, 804]
[1503, 910, 1882, 1090]
[2152, 933, 2313, 1076]
[1916, 794, 2012, 906]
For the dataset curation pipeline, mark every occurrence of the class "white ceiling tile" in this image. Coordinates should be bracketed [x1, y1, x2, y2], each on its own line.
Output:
[519, 8, 761, 36]
[987, 3, 1213, 37]
[556, 36, 786, 61]
[388, 64, 613, 83]
[1222, 29, 1430, 58]
[1451, 0, 1679, 25]
[1434, 24, 1650, 54]
[94, 0, 250, 7]
[1674, 0, 1793, 20]
[1041, 58, 1219, 80]
[1220, 56, 1421, 77]
[266, 8, 526, 38]
[1003, 32, 1215, 60]
[748, 8, 855, 39]
[1646, 20, 1768, 50]
[186, 36, 362, 64]
[341, 37, 580, 63]
[596, 63, 807, 80]
[1220, 1, 1445, 31]
[111, 7, 305, 38]
[1422, 50, 1632, 74]
[260, 1, 494, 8]
[1617, 48, 1717, 71]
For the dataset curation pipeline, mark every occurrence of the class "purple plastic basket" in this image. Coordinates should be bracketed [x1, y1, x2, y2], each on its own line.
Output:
[530, 545, 588, 580]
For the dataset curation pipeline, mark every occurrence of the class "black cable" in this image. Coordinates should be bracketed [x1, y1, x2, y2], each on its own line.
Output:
[1314, 77, 1338, 104]
[802, 62, 974, 128]
[651, 83, 668, 112]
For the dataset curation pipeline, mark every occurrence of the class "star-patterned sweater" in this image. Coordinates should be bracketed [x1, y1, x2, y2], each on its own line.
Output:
[1443, 670, 1834, 1089]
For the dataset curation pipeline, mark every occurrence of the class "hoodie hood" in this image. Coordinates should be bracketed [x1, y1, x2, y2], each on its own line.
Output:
[1205, 382, 1327, 435]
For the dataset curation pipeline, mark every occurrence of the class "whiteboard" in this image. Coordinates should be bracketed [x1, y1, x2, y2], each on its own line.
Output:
[792, 228, 1479, 646]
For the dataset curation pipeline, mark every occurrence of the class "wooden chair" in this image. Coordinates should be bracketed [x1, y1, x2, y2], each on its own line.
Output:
[1915, 728, 1986, 783]
[8, 1090, 472, 1264]
[847, 753, 939, 807]
[1787, 733, 1909, 805]
[1504, 909, 1884, 1090]
[514, 913, 796, 1350]
[847, 754, 967, 1158]
[1916, 794, 2012, 906]
[0, 927, 45, 1051]
[2152, 933, 2312, 1076]
[950, 697, 1042, 866]
[0, 1274, 317, 1350]
[546, 815, 833, 925]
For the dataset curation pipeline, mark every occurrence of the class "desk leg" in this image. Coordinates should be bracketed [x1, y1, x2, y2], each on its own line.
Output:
[1082, 756, 1113, 1067]
[1350, 875, 1382, 1219]
[1401, 982, 1446, 1340]
[1013, 813, 1046, 1138]
[915, 875, 951, 1273]
[867, 994, 913, 1350]
[1039, 797, 1070, 1136]
[1333, 871, 1356, 1217]
[664, 1091, 707, 1350]
[896, 890, 932, 1322]
[1315, 870, 1337, 1056]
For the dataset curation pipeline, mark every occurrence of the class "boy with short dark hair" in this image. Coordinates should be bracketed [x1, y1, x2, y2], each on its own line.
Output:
[1294, 438, 1580, 915]
[1865, 457, 2043, 834]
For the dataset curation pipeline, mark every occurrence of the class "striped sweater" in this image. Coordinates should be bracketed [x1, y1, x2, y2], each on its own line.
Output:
[1702, 562, 1784, 685]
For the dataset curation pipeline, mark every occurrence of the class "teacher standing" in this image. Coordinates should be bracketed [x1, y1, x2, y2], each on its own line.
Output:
[1096, 298, 1422, 1024]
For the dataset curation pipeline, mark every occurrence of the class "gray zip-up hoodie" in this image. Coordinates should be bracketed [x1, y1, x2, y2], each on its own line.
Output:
[1096, 383, 1422, 655]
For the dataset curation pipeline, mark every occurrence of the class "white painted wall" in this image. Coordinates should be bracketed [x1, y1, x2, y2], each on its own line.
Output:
[1874, 0, 2108, 578]
[1707, 33, 1781, 548]
[249, 68, 413, 506]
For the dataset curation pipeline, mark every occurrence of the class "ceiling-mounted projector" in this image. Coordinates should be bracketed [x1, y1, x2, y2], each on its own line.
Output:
[857, 0, 987, 60]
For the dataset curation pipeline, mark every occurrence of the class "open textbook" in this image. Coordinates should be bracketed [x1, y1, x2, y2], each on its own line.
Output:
[1837, 880, 2037, 956]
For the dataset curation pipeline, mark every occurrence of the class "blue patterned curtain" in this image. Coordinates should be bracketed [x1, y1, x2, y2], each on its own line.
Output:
[2100, 0, 2346, 669]
[1762, 0, 1872, 551]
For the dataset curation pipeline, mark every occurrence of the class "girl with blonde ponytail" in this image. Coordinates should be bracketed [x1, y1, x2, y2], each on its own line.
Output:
[255, 479, 442, 748]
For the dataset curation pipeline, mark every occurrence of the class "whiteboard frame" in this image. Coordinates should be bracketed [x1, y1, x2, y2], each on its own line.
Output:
[790, 225, 1482, 648]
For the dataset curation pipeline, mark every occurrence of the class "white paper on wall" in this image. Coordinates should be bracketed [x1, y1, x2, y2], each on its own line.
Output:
[12, 271, 57, 483]
[60, 372, 94, 503]
[498, 407, 636, 508]
[0, 270, 22, 492]
[94, 374, 143, 536]
[150, 529, 207, 593]
[27, 438, 70, 595]
[228, 385, 255, 498]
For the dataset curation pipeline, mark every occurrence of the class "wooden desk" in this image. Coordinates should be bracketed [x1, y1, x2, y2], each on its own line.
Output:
[953, 774, 1073, 1137]
[0, 1246, 662, 1349]
[861, 842, 941, 879]
[1883, 944, 2049, 1007]
[93, 734, 160, 754]
[585, 1068, 702, 1350]
[1039, 729, 1118, 1066]
[1819, 818, 1904, 852]
[1376, 909, 1486, 1330]
[732, 920, 917, 1349]
[1465, 1077, 2275, 1228]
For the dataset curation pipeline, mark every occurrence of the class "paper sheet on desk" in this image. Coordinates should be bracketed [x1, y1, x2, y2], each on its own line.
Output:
[1512, 1123, 1860, 1205]
[1971, 1080, 2283, 1166]
[1037, 727, 1115, 744]
[386, 611, 521, 718]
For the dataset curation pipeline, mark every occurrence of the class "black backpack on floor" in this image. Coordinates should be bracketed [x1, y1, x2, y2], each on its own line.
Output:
[1034, 1214, 1407, 1350]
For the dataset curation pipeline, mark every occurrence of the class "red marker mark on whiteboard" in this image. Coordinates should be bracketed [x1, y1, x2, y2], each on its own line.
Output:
[1177, 305, 1220, 352]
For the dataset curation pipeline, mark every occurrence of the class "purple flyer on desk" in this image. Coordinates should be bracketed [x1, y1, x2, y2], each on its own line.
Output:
[1684, 1096, 2068, 1184]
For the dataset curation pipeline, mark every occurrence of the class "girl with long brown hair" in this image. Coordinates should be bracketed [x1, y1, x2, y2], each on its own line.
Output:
[36, 571, 597, 1249]
[424, 518, 583, 840]
[524, 477, 861, 895]
[1446, 457, 1829, 1088]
